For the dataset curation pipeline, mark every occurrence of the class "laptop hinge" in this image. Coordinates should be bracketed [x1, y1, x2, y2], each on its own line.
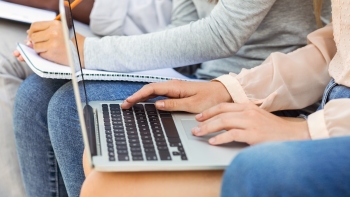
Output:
[83, 105, 98, 156]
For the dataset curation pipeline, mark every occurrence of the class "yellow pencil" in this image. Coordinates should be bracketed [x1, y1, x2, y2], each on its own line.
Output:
[54, 0, 83, 20]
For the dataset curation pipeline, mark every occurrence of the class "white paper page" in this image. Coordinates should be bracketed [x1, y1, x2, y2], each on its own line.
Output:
[17, 43, 202, 82]
[17, 43, 72, 74]
[0, 1, 56, 23]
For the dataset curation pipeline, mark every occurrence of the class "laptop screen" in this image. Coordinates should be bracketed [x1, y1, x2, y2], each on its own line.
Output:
[60, 0, 97, 161]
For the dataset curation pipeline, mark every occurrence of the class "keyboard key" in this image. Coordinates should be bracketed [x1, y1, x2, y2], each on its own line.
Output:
[132, 156, 144, 161]
[141, 135, 151, 140]
[118, 155, 130, 161]
[112, 117, 122, 121]
[157, 146, 168, 151]
[117, 150, 128, 154]
[140, 131, 151, 136]
[107, 143, 114, 147]
[181, 155, 188, 160]
[105, 126, 111, 130]
[105, 130, 112, 134]
[129, 143, 141, 147]
[131, 152, 143, 156]
[116, 145, 127, 150]
[130, 147, 142, 152]
[142, 139, 153, 144]
[112, 121, 123, 125]
[154, 133, 165, 138]
[108, 152, 115, 157]
[144, 148, 155, 152]
[106, 138, 113, 143]
[145, 104, 156, 111]
[146, 153, 158, 161]
[143, 144, 154, 148]
[115, 141, 127, 145]
[102, 104, 108, 108]
[156, 142, 167, 146]
[109, 157, 116, 161]
[114, 133, 125, 137]
[127, 135, 139, 139]
[172, 151, 180, 156]
[138, 127, 150, 132]
[106, 134, 113, 139]
[127, 130, 137, 135]
[113, 125, 123, 129]
[159, 151, 171, 161]
[108, 147, 114, 152]
[161, 118, 179, 138]
[113, 128, 124, 133]
[168, 138, 181, 143]
[129, 139, 140, 143]
[124, 123, 135, 127]
[115, 137, 126, 141]
[155, 137, 165, 142]
[133, 104, 145, 111]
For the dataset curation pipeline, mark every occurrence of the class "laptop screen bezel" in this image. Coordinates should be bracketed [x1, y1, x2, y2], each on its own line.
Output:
[59, 0, 94, 168]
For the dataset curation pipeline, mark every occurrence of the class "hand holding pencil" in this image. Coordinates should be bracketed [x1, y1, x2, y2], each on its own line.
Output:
[13, 0, 83, 64]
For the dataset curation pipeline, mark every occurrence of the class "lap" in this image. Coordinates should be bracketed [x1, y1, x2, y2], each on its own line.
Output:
[222, 137, 350, 197]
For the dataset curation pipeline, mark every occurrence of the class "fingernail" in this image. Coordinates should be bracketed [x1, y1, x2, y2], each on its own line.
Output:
[26, 41, 31, 46]
[26, 29, 29, 33]
[209, 138, 216, 144]
[195, 113, 202, 119]
[192, 127, 200, 135]
[156, 101, 164, 108]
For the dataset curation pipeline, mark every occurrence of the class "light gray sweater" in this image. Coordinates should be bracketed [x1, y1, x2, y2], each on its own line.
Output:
[84, 0, 330, 79]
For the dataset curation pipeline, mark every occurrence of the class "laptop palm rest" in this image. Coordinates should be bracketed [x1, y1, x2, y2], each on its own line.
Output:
[180, 119, 246, 147]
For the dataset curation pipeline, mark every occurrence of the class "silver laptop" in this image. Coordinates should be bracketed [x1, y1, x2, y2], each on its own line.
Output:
[59, 0, 246, 172]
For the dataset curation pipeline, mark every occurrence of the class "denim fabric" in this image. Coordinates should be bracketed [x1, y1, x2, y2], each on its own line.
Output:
[48, 80, 147, 196]
[13, 74, 69, 197]
[14, 74, 148, 197]
[221, 137, 350, 197]
[318, 78, 350, 110]
[221, 78, 350, 197]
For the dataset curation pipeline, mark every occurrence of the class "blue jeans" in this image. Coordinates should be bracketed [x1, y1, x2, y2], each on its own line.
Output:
[221, 79, 350, 197]
[14, 74, 147, 197]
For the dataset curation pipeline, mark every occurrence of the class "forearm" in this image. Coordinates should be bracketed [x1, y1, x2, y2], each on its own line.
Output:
[84, 0, 276, 72]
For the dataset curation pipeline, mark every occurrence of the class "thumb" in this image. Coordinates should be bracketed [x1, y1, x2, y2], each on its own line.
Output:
[155, 98, 196, 113]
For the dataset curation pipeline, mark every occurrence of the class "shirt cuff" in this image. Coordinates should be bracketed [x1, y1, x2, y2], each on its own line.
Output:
[307, 109, 330, 139]
[213, 74, 249, 103]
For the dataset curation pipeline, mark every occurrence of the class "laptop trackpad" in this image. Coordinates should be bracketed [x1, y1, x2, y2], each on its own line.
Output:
[181, 119, 226, 141]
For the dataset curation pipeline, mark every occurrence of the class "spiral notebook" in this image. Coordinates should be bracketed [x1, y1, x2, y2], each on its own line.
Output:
[17, 43, 197, 83]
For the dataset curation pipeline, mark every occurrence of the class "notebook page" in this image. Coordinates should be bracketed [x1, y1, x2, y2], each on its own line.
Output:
[0, 1, 56, 23]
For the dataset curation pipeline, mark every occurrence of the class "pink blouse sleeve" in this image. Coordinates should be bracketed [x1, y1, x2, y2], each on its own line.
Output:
[216, 24, 337, 112]
[307, 99, 350, 139]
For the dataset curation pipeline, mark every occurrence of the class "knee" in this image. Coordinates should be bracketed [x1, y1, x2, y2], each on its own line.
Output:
[47, 82, 78, 139]
[221, 142, 295, 197]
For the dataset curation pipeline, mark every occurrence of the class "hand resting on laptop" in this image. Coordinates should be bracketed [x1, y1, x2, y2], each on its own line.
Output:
[122, 80, 310, 145]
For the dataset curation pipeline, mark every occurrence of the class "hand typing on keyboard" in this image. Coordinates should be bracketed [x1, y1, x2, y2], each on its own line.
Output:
[121, 80, 232, 113]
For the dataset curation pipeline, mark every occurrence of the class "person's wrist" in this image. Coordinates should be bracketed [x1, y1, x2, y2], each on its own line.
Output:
[212, 81, 233, 103]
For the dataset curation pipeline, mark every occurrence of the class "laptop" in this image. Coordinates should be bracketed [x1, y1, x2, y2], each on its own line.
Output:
[59, 0, 246, 171]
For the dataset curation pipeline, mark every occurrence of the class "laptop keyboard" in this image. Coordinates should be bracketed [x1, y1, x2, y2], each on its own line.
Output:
[102, 104, 188, 162]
